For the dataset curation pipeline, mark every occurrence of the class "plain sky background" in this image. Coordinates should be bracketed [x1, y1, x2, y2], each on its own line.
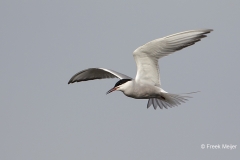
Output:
[1, 1, 240, 160]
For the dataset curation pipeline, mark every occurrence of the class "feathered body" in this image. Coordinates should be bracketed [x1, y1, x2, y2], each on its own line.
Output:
[68, 29, 213, 109]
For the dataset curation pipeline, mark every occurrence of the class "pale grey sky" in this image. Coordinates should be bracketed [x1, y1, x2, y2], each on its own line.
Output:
[1, 1, 239, 160]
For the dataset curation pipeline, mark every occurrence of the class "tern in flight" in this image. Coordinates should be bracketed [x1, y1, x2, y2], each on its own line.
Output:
[68, 29, 213, 109]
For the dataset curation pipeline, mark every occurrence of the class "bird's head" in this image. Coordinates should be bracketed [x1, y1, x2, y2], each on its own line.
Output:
[106, 79, 132, 94]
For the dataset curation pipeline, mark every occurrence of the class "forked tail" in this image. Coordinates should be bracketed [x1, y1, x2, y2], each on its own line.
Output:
[147, 91, 199, 110]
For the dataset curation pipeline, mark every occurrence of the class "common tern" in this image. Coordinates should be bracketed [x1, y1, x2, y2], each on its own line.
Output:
[68, 29, 213, 109]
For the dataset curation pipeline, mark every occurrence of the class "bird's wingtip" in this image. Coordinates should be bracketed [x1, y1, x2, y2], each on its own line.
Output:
[204, 29, 213, 33]
[68, 80, 72, 84]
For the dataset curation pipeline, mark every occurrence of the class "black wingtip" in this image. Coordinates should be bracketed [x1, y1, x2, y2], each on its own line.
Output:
[68, 77, 76, 84]
[68, 80, 72, 84]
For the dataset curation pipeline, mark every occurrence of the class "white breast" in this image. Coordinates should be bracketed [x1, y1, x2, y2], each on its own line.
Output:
[121, 80, 161, 99]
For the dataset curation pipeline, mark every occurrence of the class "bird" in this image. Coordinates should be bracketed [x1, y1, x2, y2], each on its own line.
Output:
[68, 29, 213, 110]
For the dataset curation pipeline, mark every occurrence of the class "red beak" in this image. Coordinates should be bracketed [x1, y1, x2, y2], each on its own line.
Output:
[106, 86, 119, 94]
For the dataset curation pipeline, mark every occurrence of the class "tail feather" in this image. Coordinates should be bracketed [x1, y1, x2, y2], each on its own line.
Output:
[147, 99, 152, 108]
[153, 99, 158, 110]
[147, 92, 198, 110]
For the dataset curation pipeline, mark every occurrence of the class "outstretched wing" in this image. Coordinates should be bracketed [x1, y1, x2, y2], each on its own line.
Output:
[68, 68, 132, 84]
[133, 29, 213, 87]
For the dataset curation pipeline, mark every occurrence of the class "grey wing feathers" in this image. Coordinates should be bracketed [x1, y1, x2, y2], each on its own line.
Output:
[133, 29, 212, 87]
[68, 68, 131, 84]
[162, 29, 213, 53]
[136, 29, 213, 59]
